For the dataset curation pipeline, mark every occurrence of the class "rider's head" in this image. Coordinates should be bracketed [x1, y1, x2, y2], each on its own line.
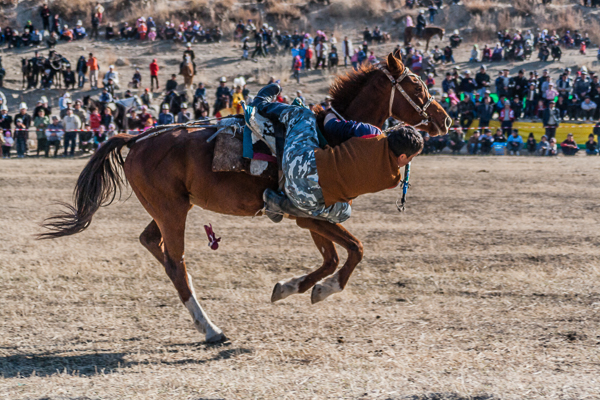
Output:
[385, 125, 423, 168]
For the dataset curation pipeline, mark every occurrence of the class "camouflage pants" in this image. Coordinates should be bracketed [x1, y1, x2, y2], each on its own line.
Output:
[279, 106, 351, 223]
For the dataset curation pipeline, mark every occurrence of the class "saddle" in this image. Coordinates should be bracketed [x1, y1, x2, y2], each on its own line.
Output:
[211, 98, 319, 182]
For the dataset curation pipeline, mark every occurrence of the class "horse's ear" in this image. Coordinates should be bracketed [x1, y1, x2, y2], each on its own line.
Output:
[392, 48, 403, 62]
[387, 53, 403, 75]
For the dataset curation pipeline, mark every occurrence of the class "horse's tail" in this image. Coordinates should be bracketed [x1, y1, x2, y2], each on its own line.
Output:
[38, 134, 139, 239]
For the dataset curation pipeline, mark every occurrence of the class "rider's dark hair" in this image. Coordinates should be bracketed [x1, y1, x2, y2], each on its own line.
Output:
[384, 124, 423, 158]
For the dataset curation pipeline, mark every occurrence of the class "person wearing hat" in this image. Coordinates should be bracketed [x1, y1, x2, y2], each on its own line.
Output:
[573, 69, 591, 99]
[458, 70, 476, 97]
[149, 59, 160, 91]
[176, 102, 192, 123]
[544, 82, 559, 104]
[158, 103, 174, 126]
[214, 77, 232, 115]
[33, 97, 51, 119]
[183, 42, 195, 61]
[449, 29, 462, 48]
[512, 69, 528, 99]
[166, 74, 178, 92]
[33, 108, 50, 157]
[74, 20, 86, 40]
[103, 65, 119, 89]
[63, 108, 81, 157]
[45, 115, 64, 157]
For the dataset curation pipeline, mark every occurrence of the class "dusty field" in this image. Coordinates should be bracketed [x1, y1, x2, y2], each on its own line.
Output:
[1, 155, 599, 399]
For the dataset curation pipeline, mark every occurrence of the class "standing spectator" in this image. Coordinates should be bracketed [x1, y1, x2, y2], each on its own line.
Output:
[166, 74, 178, 92]
[45, 116, 63, 157]
[13, 103, 31, 158]
[62, 108, 81, 156]
[542, 101, 560, 140]
[1, 130, 13, 158]
[0, 105, 12, 133]
[76, 56, 87, 88]
[475, 65, 490, 97]
[477, 95, 494, 129]
[34, 109, 50, 157]
[585, 133, 598, 155]
[305, 45, 314, 70]
[87, 53, 99, 89]
[141, 88, 152, 107]
[73, 100, 88, 125]
[525, 132, 537, 155]
[341, 36, 353, 67]
[499, 101, 515, 136]
[293, 55, 302, 83]
[560, 133, 579, 155]
[580, 96, 597, 120]
[149, 59, 159, 91]
[89, 107, 101, 132]
[90, 13, 100, 39]
[506, 129, 524, 155]
[100, 108, 113, 129]
[40, 3, 51, 32]
[459, 70, 477, 96]
[524, 83, 538, 118]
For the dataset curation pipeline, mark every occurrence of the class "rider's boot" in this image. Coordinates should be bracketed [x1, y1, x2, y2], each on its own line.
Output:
[263, 188, 329, 223]
[248, 83, 281, 107]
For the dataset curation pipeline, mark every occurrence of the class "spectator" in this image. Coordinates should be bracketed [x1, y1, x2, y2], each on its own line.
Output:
[103, 65, 119, 88]
[442, 72, 456, 94]
[493, 128, 507, 143]
[100, 107, 113, 129]
[40, 69, 52, 89]
[106, 22, 115, 40]
[87, 53, 99, 89]
[166, 74, 178, 92]
[467, 130, 480, 155]
[129, 68, 142, 89]
[46, 115, 63, 157]
[506, 129, 524, 155]
[63, 108, 81, 157]
[422, 133, 435, 154]
[99, 88, 112, 103]
[93, 125, 107, 150]
[475, 65, 490, 97]
[458, 94, 475, 129]
[459, 70, 476, 96]
[580, 96, 597, 120]
[525, 132, 537, 155]
[585, 134, 598, 155]
[158, 103, 174, 125]
[141, 88, 152, 107]
[73, 100, 88, 125]
[560, 133, 579, 155]
[150, 59, 159, 91]
[176, 102, 192, 123]
[0, 105, 12, 133]
[74, 20, 86, 40]
[63, 66, 75, 89]
[13, 103, 31, 158]
[94, 2, 104, 23]
[89, 107, 101, 132]
[34, 109, 50, 156]
[499, 100, 515, 136]
[537, 135, 550, 156]
[76, 56, 87, 88]
[40, 3, 51, 32]
[90, 13, 100, 39]
[469, 45, 479, 62]
[125, 109, 141, 133]
[542, 101, 560, 140]
[1, 130, 13, 158]
[293, 55, 302, 83]
[448, 126, 465, 154]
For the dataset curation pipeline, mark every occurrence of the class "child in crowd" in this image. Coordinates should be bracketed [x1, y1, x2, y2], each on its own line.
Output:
[585, 134, 598, 155]
[1, 130, 14, 158]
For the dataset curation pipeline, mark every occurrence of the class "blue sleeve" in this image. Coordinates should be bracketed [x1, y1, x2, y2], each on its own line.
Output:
[324, 119, 381, 143]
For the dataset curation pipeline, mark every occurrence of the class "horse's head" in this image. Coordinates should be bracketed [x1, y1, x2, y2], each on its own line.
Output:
[82, 95, 91, 108]
[383, 51, 451, 136]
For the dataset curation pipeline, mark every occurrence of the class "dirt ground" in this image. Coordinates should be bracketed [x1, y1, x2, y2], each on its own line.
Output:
[1, 154, 599, 399]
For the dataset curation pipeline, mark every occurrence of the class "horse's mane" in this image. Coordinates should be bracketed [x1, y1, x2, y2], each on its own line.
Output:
[329, 62, 380, 115]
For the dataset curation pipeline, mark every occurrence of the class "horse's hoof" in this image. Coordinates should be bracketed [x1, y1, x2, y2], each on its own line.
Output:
[311, 277, 342, 304]
[205, 331, 227, 344]
[271, 282, 285, 303]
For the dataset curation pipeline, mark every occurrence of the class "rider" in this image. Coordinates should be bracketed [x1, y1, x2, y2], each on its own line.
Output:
[416, 10, 427, 37]
[250, 84, 424, 224]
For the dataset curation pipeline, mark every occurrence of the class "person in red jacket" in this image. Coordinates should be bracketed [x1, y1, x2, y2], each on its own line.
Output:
[89, 107, 102, 132]
[305, 45, 314, 70]
[149, 59, 159, 91]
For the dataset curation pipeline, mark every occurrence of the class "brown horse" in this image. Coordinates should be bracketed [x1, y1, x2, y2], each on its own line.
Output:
[404, 26, 445, 51]
[40, 52, 451, 343]
[180, 56, 195, 90]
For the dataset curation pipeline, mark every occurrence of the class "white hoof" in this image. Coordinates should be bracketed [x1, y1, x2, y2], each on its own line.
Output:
[311, 274, 342, 304]
[271, 274, 307, 302]
[205, 329, 227, 344]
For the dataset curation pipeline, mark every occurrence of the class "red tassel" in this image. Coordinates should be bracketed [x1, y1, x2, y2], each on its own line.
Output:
[204, 224, 221, 250]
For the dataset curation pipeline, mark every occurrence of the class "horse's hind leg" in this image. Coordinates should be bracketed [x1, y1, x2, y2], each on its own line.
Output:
[139, 219, 164, 263]
[271, 230, 339, 302]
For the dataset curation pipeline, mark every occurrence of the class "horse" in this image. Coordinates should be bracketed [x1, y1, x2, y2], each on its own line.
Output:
[40, 52, 452, 343]
[180, 56, 195, 90]
[21, 58, 42, 89]
[193, 95, 210, 119]
[404, 26, 445, 51]
[162, 91, 188, 116]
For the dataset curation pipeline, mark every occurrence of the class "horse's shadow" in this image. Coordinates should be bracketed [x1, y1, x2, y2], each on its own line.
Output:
[0, 344, 252, 378]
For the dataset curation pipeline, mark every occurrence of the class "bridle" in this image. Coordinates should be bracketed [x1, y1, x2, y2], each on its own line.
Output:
[376, 63, 434, 128]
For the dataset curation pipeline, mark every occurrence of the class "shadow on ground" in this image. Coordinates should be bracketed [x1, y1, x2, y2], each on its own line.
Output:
[0, 345, 252, 378]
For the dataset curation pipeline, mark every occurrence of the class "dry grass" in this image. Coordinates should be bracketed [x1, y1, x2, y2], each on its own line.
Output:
[535, 6, 582, 34]
[265, 0, 303, 21]
[513, 0, 537, 16]
[463, 0, 499, 14]
[326, 0, 387, 19]
[50, 0, 96, 23]
[1, 156, 600, 399]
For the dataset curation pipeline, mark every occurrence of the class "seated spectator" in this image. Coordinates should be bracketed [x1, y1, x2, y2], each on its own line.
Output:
[560, 133, 579, 155]
[101, 107, 113, 129]
[448, 126, 465, 154]
[479, 128, 494, 154]
[158, 103, 174, 125]
[61, 25, 73, 41]
[63, 66, 75, 89]
[537, 135, 550, 156]
[46, 115, 63, 157]
[126, 109, 141, 133]
[103, 65, 119, 88]
[422, 133, 435, 155]
[547, 137, 558, 156]
[507, 129, 524, 155]
[106, 22, 115, 40]
[493, 128, 506, 143]
[40, 69, 52, 89]
[467, 130, 480, 155]
[74, 20, 86, 40]
[129, 68, 142, 89]
[525, 132, 537, 155]
[93, 125, 107, 150]
[469, 45, 479, 62]
[46, 31, 58, 48]
[99, 88, 112, 103]
[567, 97, 580, 120]
[585, 133, 598, 155]
[31, 29, 43, 45]
[580, 96, 597, 120]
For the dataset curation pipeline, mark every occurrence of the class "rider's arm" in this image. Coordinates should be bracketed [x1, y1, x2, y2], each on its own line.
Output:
[324, 116, 381, 143]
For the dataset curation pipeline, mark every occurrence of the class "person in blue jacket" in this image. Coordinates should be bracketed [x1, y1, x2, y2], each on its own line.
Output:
[506, 129, 524, 155]
[158, 103, 174, 125]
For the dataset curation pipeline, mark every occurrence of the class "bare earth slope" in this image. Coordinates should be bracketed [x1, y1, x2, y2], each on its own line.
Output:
[1, 156, 599, 399]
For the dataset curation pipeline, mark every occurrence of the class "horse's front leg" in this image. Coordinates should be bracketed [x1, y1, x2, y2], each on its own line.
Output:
[297, 218, 364, 304]
[271, 230, 339, 302]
